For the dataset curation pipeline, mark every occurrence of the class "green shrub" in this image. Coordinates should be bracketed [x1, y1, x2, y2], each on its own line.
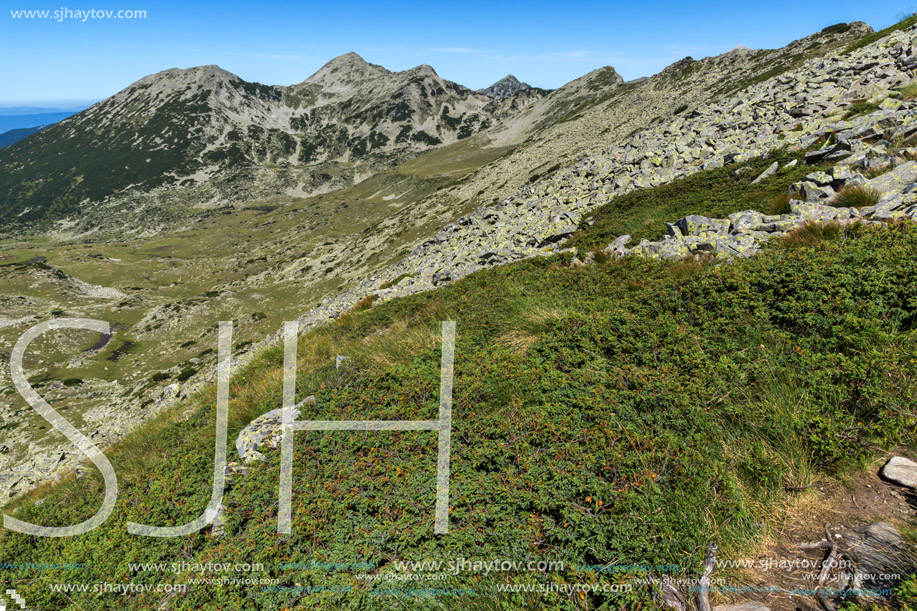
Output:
[821, 22, 852, 34]
[3, 158, 915, 610]
[176, 367, 196, 382]
[767, 192, 792, 215]
[62, 377, 82, 387]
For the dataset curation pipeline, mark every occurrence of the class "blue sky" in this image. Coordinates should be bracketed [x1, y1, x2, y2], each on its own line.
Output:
[0, 0, 914, 105]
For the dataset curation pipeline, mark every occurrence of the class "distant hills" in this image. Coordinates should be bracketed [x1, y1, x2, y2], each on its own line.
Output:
[0, 105, 89, 116]
[0, 57, 551, 226]
[0, 104, 89, 149]
[0, 108, 86, 132]
[0, 125, 48, 149]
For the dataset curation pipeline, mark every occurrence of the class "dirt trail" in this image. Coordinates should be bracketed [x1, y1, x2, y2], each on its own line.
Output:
[712, 455, 917, 611]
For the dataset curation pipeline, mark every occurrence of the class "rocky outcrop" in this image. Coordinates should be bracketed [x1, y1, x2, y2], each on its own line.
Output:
[351, 24, 917, 289]
[478, 75, 533, 98]
[268, 22, 917, 342]
[595, 152, 917, 262]
[235, 396, 314, 463]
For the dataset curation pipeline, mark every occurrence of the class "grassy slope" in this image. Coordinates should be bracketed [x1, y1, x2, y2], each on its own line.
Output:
[1, 156, 916, 610]
[0, 135, 513, 468]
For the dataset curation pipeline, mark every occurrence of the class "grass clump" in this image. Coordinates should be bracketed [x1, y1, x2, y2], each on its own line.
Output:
[779, 220, 845, 248]
[833, 184, 881, 209]
[352, 294, 377, 312]
[843, 101, 880, 120]
[864, 163, 893, 179]
[766, 192, 793, 215]
[895, 83, 917, 101]
[379, 273, 413, 290]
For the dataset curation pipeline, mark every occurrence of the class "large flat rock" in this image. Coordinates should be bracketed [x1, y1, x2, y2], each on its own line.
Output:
[881, 456, 917, 489]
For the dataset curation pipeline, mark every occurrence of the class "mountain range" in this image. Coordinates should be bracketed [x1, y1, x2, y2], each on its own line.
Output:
[0, 22, 868, 236]
[0, 56, 547, 228]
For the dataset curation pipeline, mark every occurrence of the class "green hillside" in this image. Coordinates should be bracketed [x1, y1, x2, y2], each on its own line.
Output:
[2, 153, 916, 610]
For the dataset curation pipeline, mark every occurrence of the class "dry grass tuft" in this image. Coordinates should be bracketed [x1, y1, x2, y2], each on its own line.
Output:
[832, 184, 881, 209]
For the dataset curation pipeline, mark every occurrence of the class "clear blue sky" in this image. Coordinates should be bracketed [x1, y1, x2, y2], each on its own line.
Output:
[0, 0, 914, 105]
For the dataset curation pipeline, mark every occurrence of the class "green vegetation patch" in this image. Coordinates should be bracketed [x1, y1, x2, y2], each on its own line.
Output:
[843, 101, 881, 120]
[2, 212, 915, 609]
[568, 150, 827, 251]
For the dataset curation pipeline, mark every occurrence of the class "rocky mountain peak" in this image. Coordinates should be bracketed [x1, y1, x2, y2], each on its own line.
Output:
[409, 63, 438, 77]
[479, 75, 532, 98]
[130, 64, 241, 92]
[303, 52, 389, 87]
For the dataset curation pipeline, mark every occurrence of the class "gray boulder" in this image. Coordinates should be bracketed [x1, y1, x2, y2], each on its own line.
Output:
[432, 270, 453, 286]
[674, 215, 731, 236]
[728, 210, 765, 232]
[881, 456, 917, 489]
[235, 396, 315, 463]
[604, 235, 632, 257]
[750, 161, 779, 184]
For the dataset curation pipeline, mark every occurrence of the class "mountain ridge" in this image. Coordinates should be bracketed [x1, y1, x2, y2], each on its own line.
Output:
[0, 54, 546, 230]
[0, 22, 871, 237]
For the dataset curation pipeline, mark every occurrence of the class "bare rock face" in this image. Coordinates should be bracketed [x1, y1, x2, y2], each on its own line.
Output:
[881, 456, 917, 489]
[478, 75, 532, 98]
